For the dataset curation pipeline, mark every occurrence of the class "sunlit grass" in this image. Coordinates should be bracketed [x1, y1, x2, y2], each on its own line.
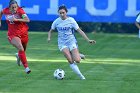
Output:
[1, 55, 140, 64]
[0, 31, 140, 93]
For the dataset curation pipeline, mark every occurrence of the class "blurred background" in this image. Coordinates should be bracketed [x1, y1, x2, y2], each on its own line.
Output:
[0, 1, 140, 93]
[0, 0, 139, 33]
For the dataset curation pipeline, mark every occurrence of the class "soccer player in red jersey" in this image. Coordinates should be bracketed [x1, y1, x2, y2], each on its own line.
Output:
[0, 0, 31, 74]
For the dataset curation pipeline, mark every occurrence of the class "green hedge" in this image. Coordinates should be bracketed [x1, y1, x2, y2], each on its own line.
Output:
[0, 21, 138, 33]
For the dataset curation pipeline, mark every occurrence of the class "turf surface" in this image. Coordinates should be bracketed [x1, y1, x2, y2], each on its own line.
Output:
[0, 31, 140, 93]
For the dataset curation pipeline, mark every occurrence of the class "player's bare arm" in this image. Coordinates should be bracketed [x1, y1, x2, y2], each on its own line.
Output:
[13, 14, 30, 22]
[47, 29, 54, 43]
[76, 28, 96, 44]
[135, 21, 140, 30]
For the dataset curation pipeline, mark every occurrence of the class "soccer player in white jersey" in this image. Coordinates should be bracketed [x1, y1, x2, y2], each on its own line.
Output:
[47, 5, 96, 80]
[135, 13, 140, 38]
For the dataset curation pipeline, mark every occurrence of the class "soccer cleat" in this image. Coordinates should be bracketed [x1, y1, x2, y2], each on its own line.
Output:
[79, 53, 85, 59]
[25, 67, 31, 74]
[15, 53, 22, 66]
[79, 75, 86, 80]
[26, 70, 31, 74]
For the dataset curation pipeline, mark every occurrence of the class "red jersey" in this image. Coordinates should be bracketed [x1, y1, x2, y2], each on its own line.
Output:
[2, 7, 29, 36]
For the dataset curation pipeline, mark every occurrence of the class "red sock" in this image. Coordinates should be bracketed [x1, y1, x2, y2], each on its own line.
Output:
[18, 51, 28, 68]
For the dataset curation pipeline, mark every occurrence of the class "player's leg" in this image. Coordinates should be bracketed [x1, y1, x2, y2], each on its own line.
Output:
[71, 48, 81, 63]
[15, 35, 28, 66]
[62, 48, 85, 79]
[22, 42, 28, 51]
[76, 42, 85, 59]
[70, 48, 85, 80]
[61, 47, 73, 64]
[9, 36, 23, 66]
[60, 44, 85, 79]
[10, 36, 31, 74]
[20, 35, 31, 74]
[15, 52, 22, 66]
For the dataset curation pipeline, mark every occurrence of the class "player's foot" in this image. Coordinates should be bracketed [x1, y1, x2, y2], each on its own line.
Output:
[25, 67, 31, 74]
[79, 75, 86, 80]
[80, 53, 85, 59]
[15, 53, 22, 66]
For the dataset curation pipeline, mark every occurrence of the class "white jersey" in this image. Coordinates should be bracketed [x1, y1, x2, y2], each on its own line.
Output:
[51, 17, 79, 47]
[136, 14, 140, 23]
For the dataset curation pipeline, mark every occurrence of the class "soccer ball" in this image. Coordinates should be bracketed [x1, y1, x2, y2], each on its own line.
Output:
[53, 69, 65, 80]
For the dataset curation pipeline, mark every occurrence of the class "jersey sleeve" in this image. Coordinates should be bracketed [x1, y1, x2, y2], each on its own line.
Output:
[71, 18, 79, 30]
[51, 20, 56, 30]
[18, 8, 28, 18]
[18, 8, 26, 14]
[136, 14, 140, 23]
[2, 8, 7, 14]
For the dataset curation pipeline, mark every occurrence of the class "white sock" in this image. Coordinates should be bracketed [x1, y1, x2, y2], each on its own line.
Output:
[25, 67, 30, 72]
[70, 63, 85, 79]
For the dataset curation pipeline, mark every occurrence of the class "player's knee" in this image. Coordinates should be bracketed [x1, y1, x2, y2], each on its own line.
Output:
[75, 59, 81, 63]
[17, 45, 24, 51]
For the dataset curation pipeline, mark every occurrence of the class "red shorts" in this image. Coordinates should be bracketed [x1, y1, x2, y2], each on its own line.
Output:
[8, 33, 29, 45]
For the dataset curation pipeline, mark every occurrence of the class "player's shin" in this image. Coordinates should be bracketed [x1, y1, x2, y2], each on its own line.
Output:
[70, 62, 85, 79]
[18, 51, 28, 68]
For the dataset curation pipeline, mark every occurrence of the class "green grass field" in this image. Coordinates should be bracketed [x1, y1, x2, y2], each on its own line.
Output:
[0, 31, 140, 93]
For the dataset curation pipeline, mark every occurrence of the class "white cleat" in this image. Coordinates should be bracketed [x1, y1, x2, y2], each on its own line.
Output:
[79, 75, 86, 80]
[25, 67, 31, 74]
[15, 53, 22, 66]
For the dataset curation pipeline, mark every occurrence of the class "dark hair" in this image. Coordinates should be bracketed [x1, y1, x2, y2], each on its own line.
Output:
[9, 0, 18, 7]
[58, 5, 68, 12]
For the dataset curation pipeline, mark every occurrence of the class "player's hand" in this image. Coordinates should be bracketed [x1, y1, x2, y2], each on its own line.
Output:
[88, 40, 96, 44]
[12, 16, 18, 21]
